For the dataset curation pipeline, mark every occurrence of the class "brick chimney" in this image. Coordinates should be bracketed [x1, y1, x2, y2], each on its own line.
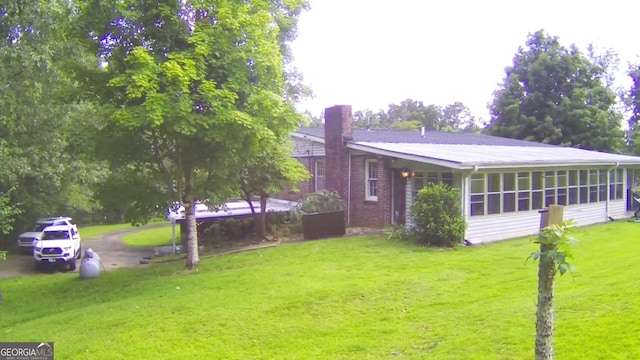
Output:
[324, 105, 352, 201]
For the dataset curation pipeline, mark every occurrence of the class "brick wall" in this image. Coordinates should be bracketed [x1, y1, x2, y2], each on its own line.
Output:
[349, 155, 392, 228]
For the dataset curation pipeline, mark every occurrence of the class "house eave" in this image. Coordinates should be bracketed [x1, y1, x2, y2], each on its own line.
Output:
[469, 160, 640, 170]
[346, 143, 471, 170]
[292, 132, 325, 144]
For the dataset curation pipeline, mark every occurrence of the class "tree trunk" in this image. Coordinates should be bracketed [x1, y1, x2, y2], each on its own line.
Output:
[183, 168, 199, 270]
[244, 190, 256, 214]
[535, 243, 555, 360]
[257, 194, 268, 239]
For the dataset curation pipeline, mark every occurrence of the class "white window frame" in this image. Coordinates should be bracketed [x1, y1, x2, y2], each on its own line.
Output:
[315, 159, 325, 192]
[469, 168, 615, 217]
[365, 159, 378, 202]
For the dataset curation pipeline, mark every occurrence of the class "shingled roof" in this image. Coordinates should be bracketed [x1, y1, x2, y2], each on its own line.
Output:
[294, 127, 553, 147]
[292, 126, 640, 169]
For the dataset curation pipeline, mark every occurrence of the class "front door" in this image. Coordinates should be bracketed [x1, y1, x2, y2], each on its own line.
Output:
[392, 169, 407, 225]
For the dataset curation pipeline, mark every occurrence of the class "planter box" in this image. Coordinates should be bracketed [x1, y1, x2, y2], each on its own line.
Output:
[302, 210, 346, 240]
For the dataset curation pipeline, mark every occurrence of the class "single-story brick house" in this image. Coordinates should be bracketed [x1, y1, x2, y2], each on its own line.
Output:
[285, 104, 640, 244]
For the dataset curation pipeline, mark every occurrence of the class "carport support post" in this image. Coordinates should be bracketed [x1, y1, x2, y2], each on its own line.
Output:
[535, 205, 563, 360]
[171, 220, 176, 255]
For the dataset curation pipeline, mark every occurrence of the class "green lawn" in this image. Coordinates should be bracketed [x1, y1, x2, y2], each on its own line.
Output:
[1, 221, 639, 359]
[121, 225, 176, 247]
[79, 221, 166, 239]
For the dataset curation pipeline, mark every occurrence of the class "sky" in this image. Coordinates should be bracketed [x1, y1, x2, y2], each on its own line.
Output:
[290, 0, 640, 122]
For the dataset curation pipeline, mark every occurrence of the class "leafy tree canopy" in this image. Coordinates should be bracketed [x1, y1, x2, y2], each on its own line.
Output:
[486, 30, 625, 152]
[74, 0, 308, 268]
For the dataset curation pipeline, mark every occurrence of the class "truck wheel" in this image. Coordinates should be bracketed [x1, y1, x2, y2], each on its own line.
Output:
[76, 245, 82, 260]
[68, 258, 77, 271]
[35, 261, 43, 272]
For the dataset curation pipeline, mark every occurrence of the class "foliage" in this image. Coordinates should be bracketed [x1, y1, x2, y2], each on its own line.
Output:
[290, 190, 345, 221]
[410, 183, 466, 247]
[389, 120, 422, 130]
[529, 220, 577, 276]
[1, 221, 639, 359]
[0, 2, 105, 238]
[624, 64, 640, 154]
[351, 99, 479, 132]
[236, 142, 310, 238]
[487, 30, 625, 152]
[0, 188, 22, 236]
[626, 64, 640, 133]
[382, 224, 414, 242]
[74, 0, 308, 268]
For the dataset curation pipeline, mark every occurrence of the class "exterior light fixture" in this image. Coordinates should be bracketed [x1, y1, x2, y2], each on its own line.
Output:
[400, 168, 412, 179]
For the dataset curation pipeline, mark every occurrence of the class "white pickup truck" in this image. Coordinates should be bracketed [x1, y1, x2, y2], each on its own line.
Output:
[17, 216, 78, 253]
[33, 225, 82, 271]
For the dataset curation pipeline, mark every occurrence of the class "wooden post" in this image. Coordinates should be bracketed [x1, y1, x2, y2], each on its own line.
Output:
[547, 205, 563, 227]
[535, 205, 563, 360]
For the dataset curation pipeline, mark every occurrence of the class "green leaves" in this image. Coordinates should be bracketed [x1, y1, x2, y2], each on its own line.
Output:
[528, 220, 578, 276]
[74, 0, 307, 231]
[488, 30, 625, 152]
[410, 183, 466, 247]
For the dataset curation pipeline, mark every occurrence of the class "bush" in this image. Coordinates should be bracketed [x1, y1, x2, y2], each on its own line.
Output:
[411, 183, 466, 247]
[383, 224, 414, 242]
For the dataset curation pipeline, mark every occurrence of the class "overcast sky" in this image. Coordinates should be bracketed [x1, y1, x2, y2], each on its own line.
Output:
[290, 0, 640, 122]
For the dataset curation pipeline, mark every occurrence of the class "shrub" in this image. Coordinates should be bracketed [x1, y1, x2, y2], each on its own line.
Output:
[410, 183, 466, 247]
[383, 224, 414, 242]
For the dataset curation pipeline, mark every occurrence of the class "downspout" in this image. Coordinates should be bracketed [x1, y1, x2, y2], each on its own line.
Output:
[347, 149, 352, 226]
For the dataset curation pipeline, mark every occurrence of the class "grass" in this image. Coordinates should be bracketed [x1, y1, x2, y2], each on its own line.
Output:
[121, 225, 176, 247]
[1, 221, 639, 359]
[79, 221, 166, 239]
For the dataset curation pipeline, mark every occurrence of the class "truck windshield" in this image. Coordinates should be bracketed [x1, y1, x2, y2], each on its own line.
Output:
[33, 224, 51, 232]
[42, 231, 69, 240]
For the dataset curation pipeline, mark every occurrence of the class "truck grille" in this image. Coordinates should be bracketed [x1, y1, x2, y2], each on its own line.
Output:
[19, 238, 37, 246]
[43, 248, 62, 255]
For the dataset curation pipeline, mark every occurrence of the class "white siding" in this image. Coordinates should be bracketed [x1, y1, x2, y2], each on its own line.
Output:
[466, 201, 625, 244]
[405, 179, 414, 228]
[608, 199, 628, 219]
[292, 138, 325, 158]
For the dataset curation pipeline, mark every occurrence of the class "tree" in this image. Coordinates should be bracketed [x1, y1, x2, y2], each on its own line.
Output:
[528, 206, 576, 360]
[0, 188, 22, 259]
[389, 120, 422, 130]
[487, 30, 625, 152]
[385, 99, 442, 130]
[0, 1, 103, 242]
[301, 110, 323, 127]
[440, 102, 479, 132]
[625, 64, 640, 154]
[75, 0, 307, 269]
[237, 143, 309, 239]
